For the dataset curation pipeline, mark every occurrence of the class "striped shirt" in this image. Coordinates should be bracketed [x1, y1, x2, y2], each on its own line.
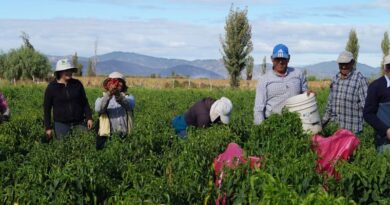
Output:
[323, 71, 368, 133]
[254, 67, 308, 125]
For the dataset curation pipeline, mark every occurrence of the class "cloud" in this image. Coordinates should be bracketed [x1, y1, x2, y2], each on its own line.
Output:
[0, 18, 388, 66]
[374, 0, 390, 8]
[0, 18, 221, 59]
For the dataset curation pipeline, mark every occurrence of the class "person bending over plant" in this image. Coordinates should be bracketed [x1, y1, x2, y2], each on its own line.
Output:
[172, 97, 233, 138]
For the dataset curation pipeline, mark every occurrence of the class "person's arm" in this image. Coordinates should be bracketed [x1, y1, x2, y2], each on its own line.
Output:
[115, 93, 135, 111]
[95, 93, 111, 114]
[322, 81, 334, 124]
[2, 107, 10, 121]
[300, 71, 308, 93]
[363, 83, 389, 137]
[358, 76, 369, 109]
[80, 83, 92, 121]
[43, 86, 53, 130]
[0, 94, 9, 121]
[254, 79, 267, 125]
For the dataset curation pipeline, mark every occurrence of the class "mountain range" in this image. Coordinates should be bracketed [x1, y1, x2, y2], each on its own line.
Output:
[47, 51, 381, 79]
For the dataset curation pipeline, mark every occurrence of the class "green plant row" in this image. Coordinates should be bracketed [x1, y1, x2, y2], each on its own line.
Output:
[0, 85, 389, 204]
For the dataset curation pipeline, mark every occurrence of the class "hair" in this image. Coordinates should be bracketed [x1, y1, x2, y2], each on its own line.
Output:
[55, 71, 62, 80]
[55, 69, 76, 80]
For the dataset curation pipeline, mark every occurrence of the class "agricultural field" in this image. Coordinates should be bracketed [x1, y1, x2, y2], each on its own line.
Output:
[0, 85, 389, 204]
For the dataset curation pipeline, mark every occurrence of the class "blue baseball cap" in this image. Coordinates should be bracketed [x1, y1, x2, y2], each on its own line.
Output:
[271, 44, 290, 59]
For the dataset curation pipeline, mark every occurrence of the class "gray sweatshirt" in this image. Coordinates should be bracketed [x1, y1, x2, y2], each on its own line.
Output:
[95, 92, 135, 134]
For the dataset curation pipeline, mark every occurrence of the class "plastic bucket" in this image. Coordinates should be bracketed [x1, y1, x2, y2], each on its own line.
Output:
[285, 93, 322, 134]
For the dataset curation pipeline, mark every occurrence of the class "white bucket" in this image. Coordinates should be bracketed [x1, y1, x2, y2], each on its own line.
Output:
[285, 93, 322, 134]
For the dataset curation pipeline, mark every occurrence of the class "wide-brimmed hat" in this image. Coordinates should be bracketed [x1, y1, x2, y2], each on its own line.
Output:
[55, 59, 77, 73]
[108, 71, 124, 79]
[210, 97, 233, 124]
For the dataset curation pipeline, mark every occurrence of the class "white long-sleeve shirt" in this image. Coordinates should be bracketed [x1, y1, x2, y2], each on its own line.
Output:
[254, 67, 308, 125]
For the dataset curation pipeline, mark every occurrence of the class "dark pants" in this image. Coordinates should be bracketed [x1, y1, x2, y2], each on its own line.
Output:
[54, 121, 87, 140]
[96, 132, 126, 150]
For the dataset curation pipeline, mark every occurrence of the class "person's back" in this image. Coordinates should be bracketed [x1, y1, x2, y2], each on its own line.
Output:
[184, 97, 216, 128]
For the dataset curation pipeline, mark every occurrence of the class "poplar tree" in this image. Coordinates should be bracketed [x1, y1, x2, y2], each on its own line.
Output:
[345, 29, 359, 69]
[246, 55, 254, 80]
[72, 52, 83, 76]
[87, 58, 96, 77]
[261, 56, 267, 75]
[221, 6, 253, 87]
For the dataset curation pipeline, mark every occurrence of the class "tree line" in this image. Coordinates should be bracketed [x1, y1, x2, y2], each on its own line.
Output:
[0, 33, 96, 82]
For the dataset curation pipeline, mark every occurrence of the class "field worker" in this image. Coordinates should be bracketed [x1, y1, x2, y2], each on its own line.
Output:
[95, 72, 135, 149]
[364, 55, 390, 152]
[0, 93, 10, 122]
[44, 59, 93, 140]
[323, 51, 368, 134]
[254, 44, 310, 125]
[172, 97, 233, 138]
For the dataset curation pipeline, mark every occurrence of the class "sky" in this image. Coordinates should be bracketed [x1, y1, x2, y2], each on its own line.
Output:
[0, 0, 389, 67]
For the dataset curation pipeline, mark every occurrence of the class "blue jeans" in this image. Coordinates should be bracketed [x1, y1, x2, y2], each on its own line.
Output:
[171, 115, 188, 139]
[54, 121, 87, 140]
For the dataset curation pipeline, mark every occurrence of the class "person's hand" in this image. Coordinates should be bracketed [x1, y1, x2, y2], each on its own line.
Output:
[386, 128, 390, 140]
[87, 119, 93, 130]
[115, 91, 125, 99]
[46, 129, 53, 140]
[306, 90, 316, 96]
[108, 83, 118, 96]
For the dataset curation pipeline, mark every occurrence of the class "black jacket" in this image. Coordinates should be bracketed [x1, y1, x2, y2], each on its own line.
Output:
[44, 79, 92, 130]
[184, 97, 216, 128]
[364, 76, 390, 146]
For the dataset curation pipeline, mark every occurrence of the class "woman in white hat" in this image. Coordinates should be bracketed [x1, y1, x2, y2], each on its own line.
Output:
[43, 59, 93, 140]
[171, 97, 233, 138]
[95, 72, 135, 149]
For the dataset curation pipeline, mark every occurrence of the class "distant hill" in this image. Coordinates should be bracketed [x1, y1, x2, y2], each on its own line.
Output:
[300, 61, 380, 79]
[96, 60, 160, 76]
[47, 52, 380, 79]
[97, 51, 189, 69]
[160, 64, 223, 79]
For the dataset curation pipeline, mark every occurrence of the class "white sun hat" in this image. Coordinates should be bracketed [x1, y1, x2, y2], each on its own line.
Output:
[384, 55, 390, 66]
[210, 97, 233, 124]
[55, 58, 76, 72]
[108, 71, 124, 79]
[336, 51, 354, 64]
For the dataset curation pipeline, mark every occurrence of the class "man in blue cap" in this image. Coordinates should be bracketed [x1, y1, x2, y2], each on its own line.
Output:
[254, 44, 310, 125]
